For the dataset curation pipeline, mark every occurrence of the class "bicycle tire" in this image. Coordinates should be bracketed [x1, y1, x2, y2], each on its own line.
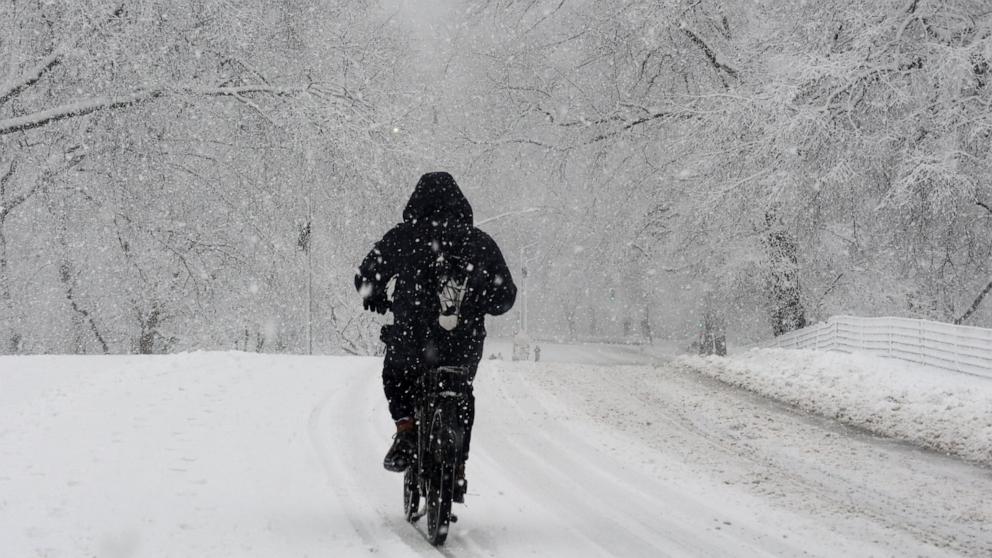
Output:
[403, 467, 420, 523]
[426, 406, 456, 545]
[426, 458, 454, 545]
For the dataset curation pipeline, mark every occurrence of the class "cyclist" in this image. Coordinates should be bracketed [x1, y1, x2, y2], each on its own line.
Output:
[355, 172, 517, 498]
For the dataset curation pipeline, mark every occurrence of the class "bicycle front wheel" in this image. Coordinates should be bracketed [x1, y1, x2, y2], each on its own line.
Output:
[403, 467, 420, 523]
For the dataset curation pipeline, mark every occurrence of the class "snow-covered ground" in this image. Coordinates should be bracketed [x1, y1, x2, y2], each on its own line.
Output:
[2, 350, 990, 556]
[678, 349, 992, 466]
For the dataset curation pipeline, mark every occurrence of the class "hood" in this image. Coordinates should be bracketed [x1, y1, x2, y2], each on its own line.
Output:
[402, 172, 473, 227]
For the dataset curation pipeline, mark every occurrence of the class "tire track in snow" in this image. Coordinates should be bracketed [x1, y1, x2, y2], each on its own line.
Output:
[307, 380, 384, 553]
[307, 368, 426, 556]
[521, 361, 983, 557]
[468, 436, 623, 556]
[480, 365, 737, 557]
[494, 365, 815, 556]
[630, 367, 987, 555]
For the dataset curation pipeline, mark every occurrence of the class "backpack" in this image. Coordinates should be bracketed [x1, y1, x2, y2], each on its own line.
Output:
[435, 252, 468, 331]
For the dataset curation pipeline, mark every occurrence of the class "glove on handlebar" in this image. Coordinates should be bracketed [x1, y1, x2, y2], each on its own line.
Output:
[363, 295, 390, 315]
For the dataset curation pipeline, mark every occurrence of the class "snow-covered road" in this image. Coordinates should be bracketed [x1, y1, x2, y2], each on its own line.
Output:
[1, 352, 989, 556]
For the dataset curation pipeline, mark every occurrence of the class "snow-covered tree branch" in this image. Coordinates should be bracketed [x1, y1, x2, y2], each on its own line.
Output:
[0, 84, 318, 136]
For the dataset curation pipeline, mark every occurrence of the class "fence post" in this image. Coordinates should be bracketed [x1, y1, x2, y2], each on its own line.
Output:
[919, 319, 926, 367]
[954, 327, 960, 373]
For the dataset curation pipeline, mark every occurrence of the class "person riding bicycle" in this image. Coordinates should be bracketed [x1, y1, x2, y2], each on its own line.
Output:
[355, 172, 516, 494]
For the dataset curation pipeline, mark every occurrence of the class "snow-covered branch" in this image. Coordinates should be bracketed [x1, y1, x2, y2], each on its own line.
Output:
[0, 84, 310, 136]
[583, 111, 690, 145]
[0, 161, 42, 220]
[0, 5, 125, 107]
[0, 91, 161, 136]
[459, 134, 564, 152]
[476, 207, 544, 227]
[956, 279, 992, 325]
[0, 49, 65, 107]
[0, 160, 14, 192]
[678, 24, 738, 82]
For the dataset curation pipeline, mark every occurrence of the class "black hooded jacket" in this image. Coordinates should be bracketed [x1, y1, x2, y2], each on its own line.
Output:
[355, 172, 516, 364]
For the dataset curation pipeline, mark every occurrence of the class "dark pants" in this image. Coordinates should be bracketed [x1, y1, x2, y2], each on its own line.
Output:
[381, 328, 482, 462]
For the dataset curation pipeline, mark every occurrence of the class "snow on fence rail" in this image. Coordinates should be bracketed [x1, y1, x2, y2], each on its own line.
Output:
[764, 315, 992, 379]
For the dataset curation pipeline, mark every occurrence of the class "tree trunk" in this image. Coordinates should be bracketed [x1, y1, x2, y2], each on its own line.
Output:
[698, 298, 727, 356]
[0, 217, 22, 352]
[640, 305, 653, 344]
[767, 217, 807, 337]
[137, 304, 162, 354]
[0, 162, 23, 352]
[565, 306, 577, 341]
[50, 187, 109, 354]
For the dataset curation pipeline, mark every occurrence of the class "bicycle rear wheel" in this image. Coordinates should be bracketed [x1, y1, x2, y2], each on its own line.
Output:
[426, 459, 454, 545]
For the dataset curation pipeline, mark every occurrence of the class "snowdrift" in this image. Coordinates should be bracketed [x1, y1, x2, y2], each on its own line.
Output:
[677, 349, 992, 466]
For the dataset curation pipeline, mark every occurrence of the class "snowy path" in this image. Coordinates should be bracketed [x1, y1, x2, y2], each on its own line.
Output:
[1, 352, 989, 556]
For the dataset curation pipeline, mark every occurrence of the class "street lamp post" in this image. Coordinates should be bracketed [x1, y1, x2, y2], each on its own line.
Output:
[521, 257, 528, 334]
[474, 206, 549, 338]
[303, 145, 315, 355]
[519, 241, 539, 335]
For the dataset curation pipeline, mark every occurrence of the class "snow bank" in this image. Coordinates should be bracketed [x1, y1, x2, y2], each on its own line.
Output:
[676, 349, 992, 465]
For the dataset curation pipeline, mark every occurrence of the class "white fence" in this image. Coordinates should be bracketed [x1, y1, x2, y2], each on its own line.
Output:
[765, 315, 992, 379]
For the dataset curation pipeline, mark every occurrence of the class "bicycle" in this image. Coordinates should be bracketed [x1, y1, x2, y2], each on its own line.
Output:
[403, 364, 472, 545]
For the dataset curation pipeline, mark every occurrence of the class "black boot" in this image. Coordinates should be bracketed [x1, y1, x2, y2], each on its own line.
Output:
[383, 420, 416, 472]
